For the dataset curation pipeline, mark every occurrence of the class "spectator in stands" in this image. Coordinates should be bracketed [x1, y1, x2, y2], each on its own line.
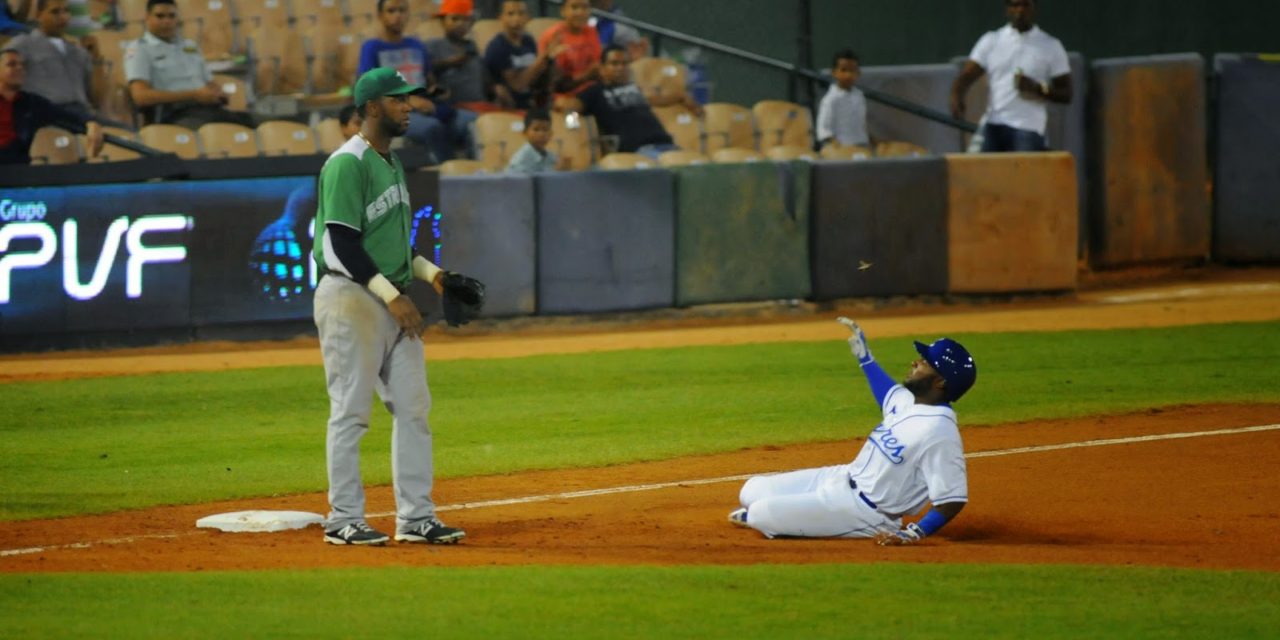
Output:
[538, 0, 600, 102]
[949, 0, 1071, 152]
[589, 0, 646, 60]
[815, 49, 870, 150]
[425, 0, 511, 111]
[0, 48, 103, 163]
[3, 0, 109, 124]
[0, 0, 32, 34]
[338, 103, 362, 139]
[567, 44, 678, 161]
[484, 0, 557, 110]
[358, 0, 473, 162]
[124, 0, 253, 129]
[506, 108, 567, 173]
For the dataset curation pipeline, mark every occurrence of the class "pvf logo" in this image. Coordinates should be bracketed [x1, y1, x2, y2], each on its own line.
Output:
[0, 214, 190, 303]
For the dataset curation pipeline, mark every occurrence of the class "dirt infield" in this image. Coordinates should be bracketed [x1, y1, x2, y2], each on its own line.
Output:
[2, 269, 1279, 573]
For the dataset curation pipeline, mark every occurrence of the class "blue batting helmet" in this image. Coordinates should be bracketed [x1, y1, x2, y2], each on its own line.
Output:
[913, 338, 977, 402]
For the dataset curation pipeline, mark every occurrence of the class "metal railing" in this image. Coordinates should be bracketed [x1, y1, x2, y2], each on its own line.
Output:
[537, 0, 977, 133]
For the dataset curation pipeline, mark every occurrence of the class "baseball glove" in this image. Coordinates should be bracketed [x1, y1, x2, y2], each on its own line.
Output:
[441, 271, 485, 327]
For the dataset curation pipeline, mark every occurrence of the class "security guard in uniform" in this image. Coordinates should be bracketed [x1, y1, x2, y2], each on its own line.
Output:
[124, 0, 253, 129]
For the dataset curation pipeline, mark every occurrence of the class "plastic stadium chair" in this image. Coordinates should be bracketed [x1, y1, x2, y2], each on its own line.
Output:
[657, 150, 709, 167]
[293, 0, 346, 32]
[525, 17, 559, 40]
[470, 18, 503, 51]
[414, 20, 445, 42]
[597, 152, 656, 170]
[88, 126, 143, 162]
[258, 120, 322, 156]
[315, 118, 348, 153]
[711, 147, 764, 164]
[702, 102, 755, 154]
[238, 0, 292, 33]
[211, 73, 252, 112]
[764, 145, 818, 161]
[820, 142, 874, 160]
[197, 122, 261, 158]
[630, 57, 688, 104]
[752, 100, 813, 149]
[439, 159, 490, 176]
[29, 127, 81, 164]
[245, 26, 308, 95]
[474, 112, 528, 170]
[875, 140, 930, 158]
[183, 0, 237, 59]
[652, 104, 703, 154]
[550, 112, 596, 171]
[139, 124, 202, 159]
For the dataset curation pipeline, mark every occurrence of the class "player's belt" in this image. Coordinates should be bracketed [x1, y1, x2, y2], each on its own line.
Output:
[848, 478, 879, 510]
[322, 270, 407, 292]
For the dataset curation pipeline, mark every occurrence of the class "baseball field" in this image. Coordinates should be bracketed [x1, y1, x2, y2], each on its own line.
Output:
[2, 268, 1279, 638]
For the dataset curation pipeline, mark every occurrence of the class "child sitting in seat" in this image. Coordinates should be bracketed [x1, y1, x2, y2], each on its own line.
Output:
[506, 109, 570, 173]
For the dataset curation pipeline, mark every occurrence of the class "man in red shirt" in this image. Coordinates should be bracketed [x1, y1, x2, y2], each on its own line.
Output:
[0, 48, 103, 164]
[537, 0, 600, 102]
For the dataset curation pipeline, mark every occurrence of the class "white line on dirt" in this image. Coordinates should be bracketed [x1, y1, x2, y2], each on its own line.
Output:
[3, 423, 1278, 559]
[1094, 283, 1280, 304]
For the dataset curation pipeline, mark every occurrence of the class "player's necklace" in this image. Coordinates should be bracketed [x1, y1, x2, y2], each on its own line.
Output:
[357, 132, 394, 166]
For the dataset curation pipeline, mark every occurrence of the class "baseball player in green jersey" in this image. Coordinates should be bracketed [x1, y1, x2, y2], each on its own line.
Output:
[313, 66, 465, 546]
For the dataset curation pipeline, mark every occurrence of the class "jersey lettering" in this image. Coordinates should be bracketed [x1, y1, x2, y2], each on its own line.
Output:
[365, 183, 404, 223]
[868, 423, 905, 464]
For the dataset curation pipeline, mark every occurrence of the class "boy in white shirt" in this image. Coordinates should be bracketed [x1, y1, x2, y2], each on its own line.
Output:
[815, 49, 870, 150]
[949, 0, 1072, 152]
[506, 109, 569, 173]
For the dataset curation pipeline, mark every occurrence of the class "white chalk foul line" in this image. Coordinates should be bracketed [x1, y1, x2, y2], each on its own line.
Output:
[1095, 283, 1280, 304]
[4, 423, 1278, 559]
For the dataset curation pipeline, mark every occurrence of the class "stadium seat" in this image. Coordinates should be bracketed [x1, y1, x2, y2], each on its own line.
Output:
[414, 19, 445, 42]
[238, 0, 292, 33]
[29, 127, 81, 164]
[597, 152, 656, 171]
[257, 120, 322, 155]
[651, 104, 703, 154]
[820, 142, 874, 160]
[875, 140, 929, 158]
[309, 29, 363, 93]
[525, 17, 559, 40]
[408, 0, 440, 23]
[629, 57, 688, 104]
[711, 147, 764, 164]
[197, 122, 260, 158]
[550, 112, 595, 171]
[115, 0, 149, 22]
[702, 102, 755, 153]
[211, 74, 251, 112]
[139, 124, 202, 159]
[88, 127, 143, 163]
[753, 100, 813, 150]
[470, 18, 503, 51]
[183, 0, 237, 59]
[438, 159, 490, 176]
[293, 0, 347, 32]
[657, 150, 708, 167]
[246, 27, 309, 95]
[764, 145, 818, 161]
[91, 27, 139, 84]
[473, 111, 527, 170]
[315, 118, 348, 153]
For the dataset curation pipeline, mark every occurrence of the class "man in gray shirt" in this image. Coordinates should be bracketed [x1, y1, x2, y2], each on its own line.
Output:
[425, 1, 510, 108]
[124, 0, 252, 129]
[2, 0, 103, 123]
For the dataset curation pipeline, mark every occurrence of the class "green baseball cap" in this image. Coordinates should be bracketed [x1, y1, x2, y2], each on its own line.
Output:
[353, 67, 426, 107]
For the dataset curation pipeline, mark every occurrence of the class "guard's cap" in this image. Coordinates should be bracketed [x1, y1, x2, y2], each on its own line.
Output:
[353, 67, 426, 107]
[914, 338, 977, 402]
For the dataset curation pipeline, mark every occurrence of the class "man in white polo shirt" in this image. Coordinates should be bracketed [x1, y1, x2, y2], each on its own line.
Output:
[949, 0, 1071, 152]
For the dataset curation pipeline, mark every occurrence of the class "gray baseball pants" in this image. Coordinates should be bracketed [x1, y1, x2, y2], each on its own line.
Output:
[314, 274, 436, 533]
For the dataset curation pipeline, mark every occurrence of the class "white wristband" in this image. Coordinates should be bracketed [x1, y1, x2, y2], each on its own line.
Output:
[367, 273, 401, 304]
[412, 255, 443, 284]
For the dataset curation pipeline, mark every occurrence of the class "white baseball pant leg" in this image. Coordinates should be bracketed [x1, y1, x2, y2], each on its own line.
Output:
[738, 465, 898, 538]
[373, 333, 437, 533]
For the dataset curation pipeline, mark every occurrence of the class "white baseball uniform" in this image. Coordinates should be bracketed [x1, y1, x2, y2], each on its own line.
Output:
[738, 384, 968, 538]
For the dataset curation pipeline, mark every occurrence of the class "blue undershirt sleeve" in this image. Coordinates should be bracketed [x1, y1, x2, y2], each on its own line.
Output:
[860, 360, 895, 407]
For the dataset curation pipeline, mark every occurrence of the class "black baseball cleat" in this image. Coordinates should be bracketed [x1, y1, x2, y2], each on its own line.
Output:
[395, 517, 466, 544]
[324, 522, 390, 546]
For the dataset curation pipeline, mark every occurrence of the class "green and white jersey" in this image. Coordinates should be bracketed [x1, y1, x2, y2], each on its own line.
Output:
[314, 135, 415, 288]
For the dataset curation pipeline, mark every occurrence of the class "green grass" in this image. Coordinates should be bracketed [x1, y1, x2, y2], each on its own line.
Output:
[2, 564, 1278, 638]
[1, 321, 1278, 520]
